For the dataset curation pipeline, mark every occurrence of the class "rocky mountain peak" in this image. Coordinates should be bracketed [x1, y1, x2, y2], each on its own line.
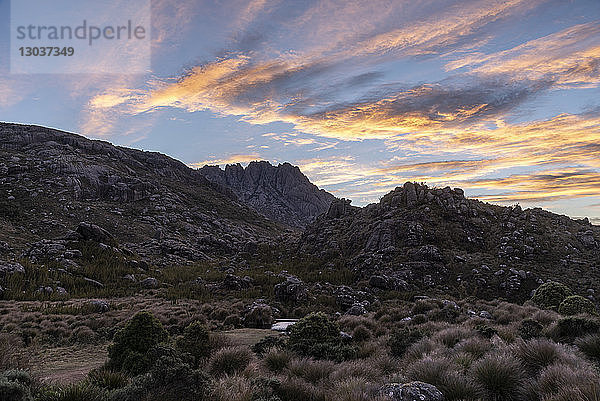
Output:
[199, 161, 336, 228]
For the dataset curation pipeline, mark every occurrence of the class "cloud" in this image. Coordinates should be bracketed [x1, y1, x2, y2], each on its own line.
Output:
[446, 22, 600, 87]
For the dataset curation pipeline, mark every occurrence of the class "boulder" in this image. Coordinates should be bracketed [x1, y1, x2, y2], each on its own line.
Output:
[89, 300, 110, 313]
[140, 277, 159, 288]
[223, 274, 252, 290]
[379, 381, 444, 401]
[76, 222, 115, 244]
[0, 261, 25, 275]
[274, 275, 307, 303]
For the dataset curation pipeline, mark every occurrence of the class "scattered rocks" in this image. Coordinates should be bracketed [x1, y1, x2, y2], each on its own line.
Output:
[0, 261, 25, 275]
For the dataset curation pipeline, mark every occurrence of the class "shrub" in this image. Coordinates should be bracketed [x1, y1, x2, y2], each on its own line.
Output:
[517, 319, 543, 340]
[107, 311, 168, 374]
[287, 313, 356, 360]
[175, 321, 211, 366]
[208, 346, 253, 376]
[388, 327, 424, 357]
[531, 281, 573, 310]
[109, 355, 209, 401]
[475, 324, 497, 339]
[575, 334, 600, 362]
[558, 295, 597, 316]
[0, 370, 32, 401]
[471, 354, 524, 401]
[548, 316, 600, 342]
[252, 335, 287, 355]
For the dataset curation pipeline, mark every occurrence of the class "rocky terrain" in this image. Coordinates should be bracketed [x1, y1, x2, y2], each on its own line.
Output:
[2, 123, 600, 401]
[299, 182, 600, 302]
[199, 161, 335, 228]
[0, 123, 284, 268]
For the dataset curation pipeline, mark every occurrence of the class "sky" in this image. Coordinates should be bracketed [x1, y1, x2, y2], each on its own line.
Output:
[0, 0, 599, 223]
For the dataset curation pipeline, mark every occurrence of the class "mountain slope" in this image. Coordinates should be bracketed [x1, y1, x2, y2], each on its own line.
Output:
[299, 182, 600, 301]
[0, 123, 283, 265]
[199, 161, 336, 228]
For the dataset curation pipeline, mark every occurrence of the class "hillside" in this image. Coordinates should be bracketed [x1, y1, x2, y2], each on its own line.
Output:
[199, 161, 336, 228]
[298, 182, 600, 301]
[0, 123, 285, 266]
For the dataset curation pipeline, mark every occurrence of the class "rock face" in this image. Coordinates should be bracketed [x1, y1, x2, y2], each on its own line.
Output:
[199, 161, 336, 228]
[379, 381, 444, 401]
[300, 182, 600, 301]
[0, 123, 282, 264]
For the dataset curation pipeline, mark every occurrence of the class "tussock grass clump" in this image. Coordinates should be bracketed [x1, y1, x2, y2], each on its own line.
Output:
[575, 334, 600, 362]
[275, 376, 326, 401]
[471, 353, 525, 401]
[87, 368, 130, 391]
[210, 376, 254, 401]
[263, 348, 293, 372]
[287, 358, 335, 385]
[511, 339, 564, 375]
[208, 346, 253, 376]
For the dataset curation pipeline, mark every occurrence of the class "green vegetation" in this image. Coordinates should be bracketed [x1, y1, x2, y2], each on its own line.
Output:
[531, 281, 573, 310]
[558, 295, 597, 315]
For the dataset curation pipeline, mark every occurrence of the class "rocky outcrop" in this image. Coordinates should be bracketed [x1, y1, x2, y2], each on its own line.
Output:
[0, 123, 282, 263]
[199, 161, 336, 228]
[299, 182, 600, 302]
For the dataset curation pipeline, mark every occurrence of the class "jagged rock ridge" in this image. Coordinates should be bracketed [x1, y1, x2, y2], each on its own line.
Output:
[199, 161, 336, 228]
[0, 123, 284, 265]
[299, 182, 600, 301]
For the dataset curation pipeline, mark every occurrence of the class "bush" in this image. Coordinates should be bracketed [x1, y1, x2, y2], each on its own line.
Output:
[208, 346, 253, 376]
[175, 321, 211, 366]
[471, 354, 524, 401]
[287, 313, 356, 361]
[252, 336, 287, 355]
[475, 324, 497, 339]
[109, 355, 209, 401]
[517, 319, 543, 340]
[388, 327, 424, 357]
[558, 295, 597, 316]
[549, 316, 600, 342]
[531, 281, 573, 310]
[107, 311, 168, 374]
[0, 370, 32, 401]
